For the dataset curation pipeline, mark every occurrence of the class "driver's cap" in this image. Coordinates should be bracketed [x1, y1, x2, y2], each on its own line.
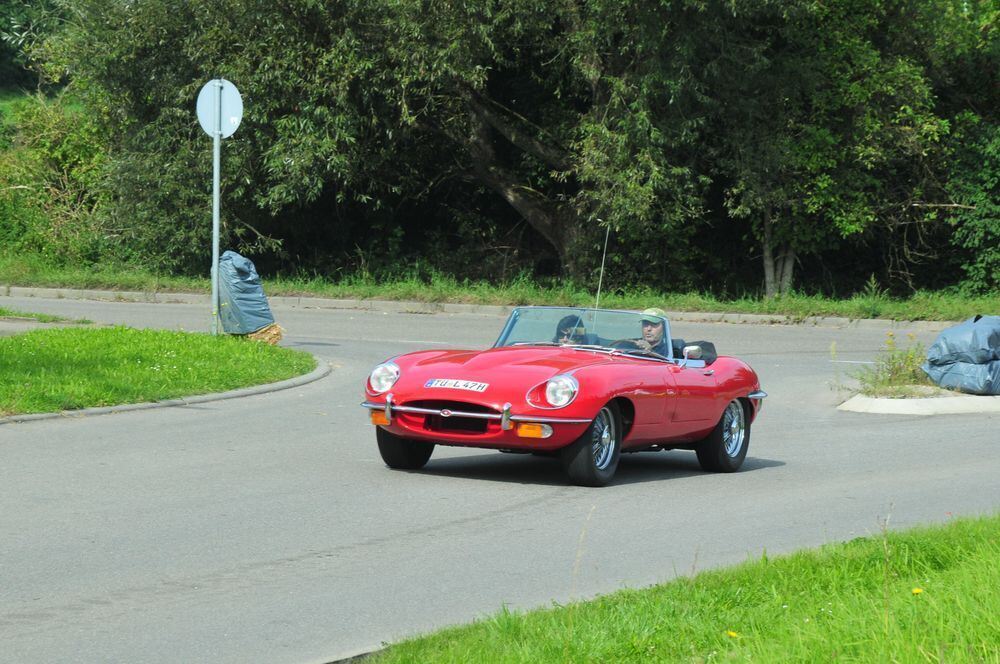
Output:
[640, 307, 667, 323]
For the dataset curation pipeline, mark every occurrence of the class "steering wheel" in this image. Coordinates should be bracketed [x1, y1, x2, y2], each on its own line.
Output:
[609, 339, 643, 350]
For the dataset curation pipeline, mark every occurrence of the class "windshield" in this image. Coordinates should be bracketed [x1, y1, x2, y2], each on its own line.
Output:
[493, 307, 673, 359]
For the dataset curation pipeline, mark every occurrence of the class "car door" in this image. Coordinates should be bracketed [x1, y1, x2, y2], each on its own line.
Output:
[616, 359, 679, 447]
[669, 361, 719, 424]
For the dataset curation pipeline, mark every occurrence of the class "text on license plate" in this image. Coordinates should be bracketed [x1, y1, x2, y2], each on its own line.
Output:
[424, 379, 489, 392]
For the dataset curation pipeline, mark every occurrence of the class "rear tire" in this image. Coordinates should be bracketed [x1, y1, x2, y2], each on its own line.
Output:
[377, 427, 434, 470]
[560, 402, 622, 487]
[695, 399, 750, 472]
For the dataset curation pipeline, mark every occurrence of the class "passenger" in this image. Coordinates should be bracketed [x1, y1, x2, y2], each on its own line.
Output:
[636, 308, 670, 356]
[553, 315, 587, 345]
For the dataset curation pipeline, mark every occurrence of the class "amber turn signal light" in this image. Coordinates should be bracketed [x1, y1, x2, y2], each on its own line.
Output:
[370, 410, 390, 426]
[515, 422, 553, 439]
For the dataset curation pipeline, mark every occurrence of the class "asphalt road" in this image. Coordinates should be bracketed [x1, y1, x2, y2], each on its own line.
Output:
[1, 296, 997, 663]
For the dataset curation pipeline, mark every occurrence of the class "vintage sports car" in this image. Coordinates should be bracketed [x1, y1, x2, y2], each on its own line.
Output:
[362, 306, 766, 486]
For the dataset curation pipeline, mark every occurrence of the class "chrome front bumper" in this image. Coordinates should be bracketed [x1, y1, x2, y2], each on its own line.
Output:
[361, 396, 592, 429]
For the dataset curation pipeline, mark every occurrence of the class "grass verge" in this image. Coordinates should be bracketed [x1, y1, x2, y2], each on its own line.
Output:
[1, 252, 997, 321]
[373, 513, 1000, 663]
[0, 326, 316, 416]
[0, 306, 70, 323]
[0, 252, 206, 293]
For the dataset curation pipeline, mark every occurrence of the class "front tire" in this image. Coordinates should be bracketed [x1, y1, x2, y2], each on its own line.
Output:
[560, 403, 622, 487]
[695, 399, 750, 472]
[377, 427, 434, 470]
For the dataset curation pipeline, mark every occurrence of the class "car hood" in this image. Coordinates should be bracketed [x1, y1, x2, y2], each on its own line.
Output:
[391, 346, 610, 396]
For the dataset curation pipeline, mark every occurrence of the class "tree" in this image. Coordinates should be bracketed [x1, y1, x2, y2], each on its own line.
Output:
[1, 0, 63, 88]
[34, 0, 993, 295]
[704, 1, 950, 297]
[41, 0, 717, 279]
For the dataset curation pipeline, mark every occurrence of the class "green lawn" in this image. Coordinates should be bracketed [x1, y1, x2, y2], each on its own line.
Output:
[373, 513, 1000, 662]
[1, 252, 997, 322]
[0, 326, 316, 416]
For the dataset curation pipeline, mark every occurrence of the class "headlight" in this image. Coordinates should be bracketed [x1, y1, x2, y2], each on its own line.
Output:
[369, 362, 400, 393]
[545, 375, 578, 408]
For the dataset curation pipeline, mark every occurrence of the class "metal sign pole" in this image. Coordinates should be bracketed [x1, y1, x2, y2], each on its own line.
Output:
[211, 79, 222, 335]
[196, 77, 242, 335]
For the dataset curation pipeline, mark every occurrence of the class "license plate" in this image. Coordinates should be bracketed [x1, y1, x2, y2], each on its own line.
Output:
[424, 379, 489, 392]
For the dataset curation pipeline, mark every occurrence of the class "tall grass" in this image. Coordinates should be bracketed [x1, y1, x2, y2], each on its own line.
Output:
[373, 513, 1000, 663]
[855, 332, 938, 397]
[1, 251, 997, 321]
[0, 87, 29, 118]
[0, 252, 206, 292]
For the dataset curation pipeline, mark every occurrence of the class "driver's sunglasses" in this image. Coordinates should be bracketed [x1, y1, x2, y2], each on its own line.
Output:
[559, 327, 586, 341]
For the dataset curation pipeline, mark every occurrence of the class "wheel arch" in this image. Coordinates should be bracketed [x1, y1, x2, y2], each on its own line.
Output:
[740, 394, 764, 423]
[738, 396, 753, 420]
[610, 396, 636, 439]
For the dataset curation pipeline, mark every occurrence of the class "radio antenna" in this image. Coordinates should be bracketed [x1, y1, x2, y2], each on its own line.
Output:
[593, 222, 610, 310]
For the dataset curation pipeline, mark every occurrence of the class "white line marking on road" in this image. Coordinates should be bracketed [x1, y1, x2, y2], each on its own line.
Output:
[289, 335, 452, 346]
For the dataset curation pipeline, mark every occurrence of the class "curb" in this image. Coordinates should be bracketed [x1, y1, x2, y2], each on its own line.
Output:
[0, 284, 960, 331]
[1, 284, 208, 305]
[319, 646, 381, 663]
[837, 392, 1000, 415]
[0, 317, 80, 337]
[0, 361, 332, 426]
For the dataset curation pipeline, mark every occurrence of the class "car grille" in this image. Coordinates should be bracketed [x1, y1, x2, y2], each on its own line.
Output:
[403, 400, 499, 434]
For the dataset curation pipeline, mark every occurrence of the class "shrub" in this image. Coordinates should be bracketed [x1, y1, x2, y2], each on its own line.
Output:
[946, 113, 1000, 294]
[0, 91, 111, 263]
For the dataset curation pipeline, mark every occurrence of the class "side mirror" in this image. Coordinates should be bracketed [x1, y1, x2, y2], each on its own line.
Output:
[678, 344, 703, 367]
[683, 345, 703, 360]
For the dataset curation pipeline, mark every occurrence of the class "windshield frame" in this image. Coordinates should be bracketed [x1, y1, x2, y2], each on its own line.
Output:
[493, 306, 674, 361]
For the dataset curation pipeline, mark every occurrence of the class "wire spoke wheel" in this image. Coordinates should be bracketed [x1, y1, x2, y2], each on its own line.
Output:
[696, 399, 750, 473]
[562, 402, 622, 486]
[590, 406, 616, 471]
[722, 401, 746, 457]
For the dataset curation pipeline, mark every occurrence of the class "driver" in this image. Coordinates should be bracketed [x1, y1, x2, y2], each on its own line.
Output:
[636, 308, 670, 356]
[553, 315, 587, 345]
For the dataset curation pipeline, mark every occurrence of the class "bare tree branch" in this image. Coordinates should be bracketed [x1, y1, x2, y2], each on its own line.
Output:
[910, 202, 977, 210]
[465, 105, 561, 245]
[464, 90, 572, 172]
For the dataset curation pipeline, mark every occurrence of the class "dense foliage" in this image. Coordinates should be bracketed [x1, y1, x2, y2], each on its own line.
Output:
[1, 0, 997, 296]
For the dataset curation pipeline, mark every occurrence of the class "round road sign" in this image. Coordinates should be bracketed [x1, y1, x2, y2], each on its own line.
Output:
[196, 79, 243, 139]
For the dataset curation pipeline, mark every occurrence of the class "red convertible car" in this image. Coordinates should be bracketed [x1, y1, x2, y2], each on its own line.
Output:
[362, 306, 766, 486]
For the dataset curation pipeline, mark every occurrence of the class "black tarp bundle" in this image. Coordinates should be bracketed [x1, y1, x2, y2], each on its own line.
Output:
[921, 315, 1000, 395]
[218, 250, 276, 335]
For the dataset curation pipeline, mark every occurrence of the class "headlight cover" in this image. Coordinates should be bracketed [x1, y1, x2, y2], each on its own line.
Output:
[545, 375, 579, 408]
[369, 362, 400, 394]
